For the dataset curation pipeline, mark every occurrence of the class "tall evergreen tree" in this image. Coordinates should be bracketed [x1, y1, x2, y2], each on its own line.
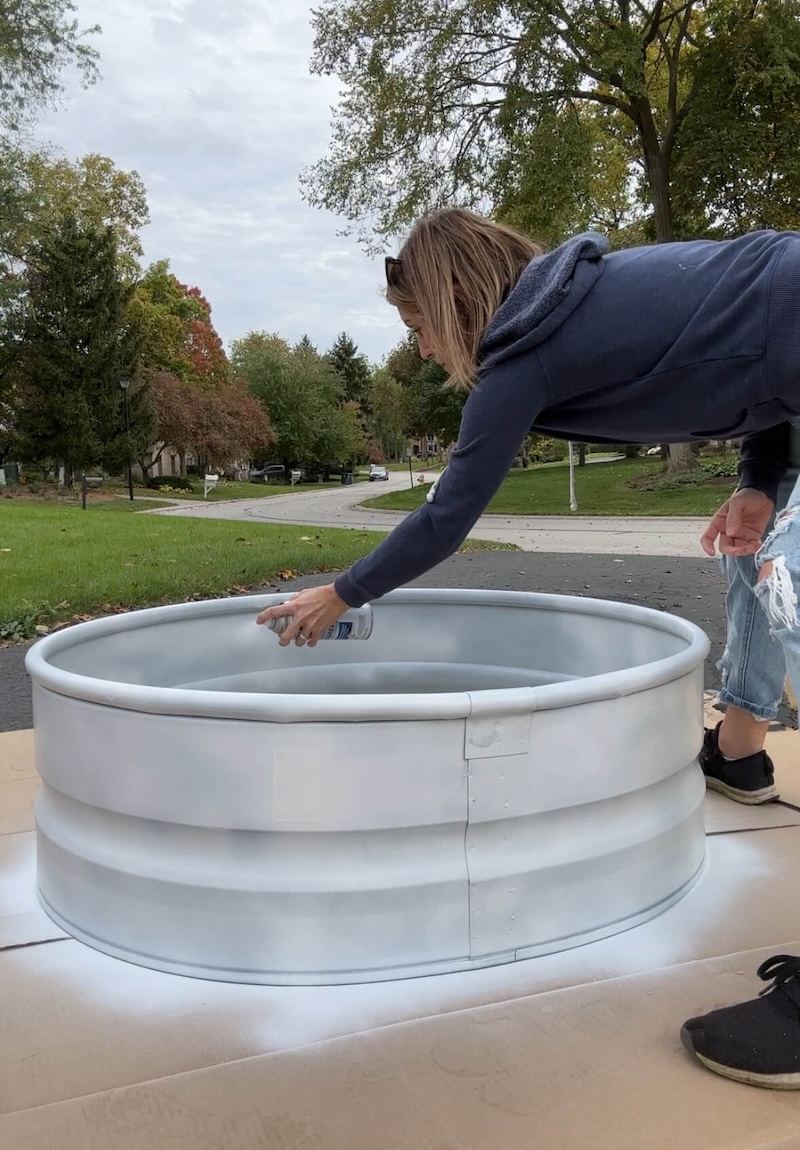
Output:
[12, 214, 149, 480]
[326, 331, 372, 414]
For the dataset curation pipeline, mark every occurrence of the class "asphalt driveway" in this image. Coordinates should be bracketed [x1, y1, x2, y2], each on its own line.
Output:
[1, 549, 738, 732]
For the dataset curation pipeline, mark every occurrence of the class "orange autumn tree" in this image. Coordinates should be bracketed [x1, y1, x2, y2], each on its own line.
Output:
[133, 264, 273, 478]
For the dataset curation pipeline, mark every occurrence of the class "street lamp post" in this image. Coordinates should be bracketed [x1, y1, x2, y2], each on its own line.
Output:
[118, 377, 134, 501]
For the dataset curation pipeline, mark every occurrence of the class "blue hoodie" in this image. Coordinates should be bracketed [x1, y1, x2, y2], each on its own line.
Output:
[335, 230, 800, 608]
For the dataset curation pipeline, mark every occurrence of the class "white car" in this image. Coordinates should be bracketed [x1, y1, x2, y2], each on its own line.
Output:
[369, 465, 389, 481]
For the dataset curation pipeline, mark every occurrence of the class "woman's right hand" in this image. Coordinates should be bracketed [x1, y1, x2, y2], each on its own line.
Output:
[256, 584, 349, 647]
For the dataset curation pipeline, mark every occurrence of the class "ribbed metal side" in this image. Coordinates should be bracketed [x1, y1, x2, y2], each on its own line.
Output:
[27, 590, 709, 984]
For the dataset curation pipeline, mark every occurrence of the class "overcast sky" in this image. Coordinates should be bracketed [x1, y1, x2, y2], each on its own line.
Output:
[35, 0, 403, 364]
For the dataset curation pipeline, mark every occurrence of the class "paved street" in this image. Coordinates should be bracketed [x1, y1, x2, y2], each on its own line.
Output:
[150, 470, 710, 557]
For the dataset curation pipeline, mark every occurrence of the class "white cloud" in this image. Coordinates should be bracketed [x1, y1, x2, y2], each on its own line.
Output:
[33, 0, 405, 363]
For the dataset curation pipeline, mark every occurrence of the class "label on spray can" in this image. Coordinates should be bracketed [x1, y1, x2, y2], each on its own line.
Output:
[267, 603, 374, 640]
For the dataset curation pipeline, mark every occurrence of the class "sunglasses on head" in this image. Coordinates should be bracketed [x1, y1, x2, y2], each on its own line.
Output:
[385, 255, 402, 285]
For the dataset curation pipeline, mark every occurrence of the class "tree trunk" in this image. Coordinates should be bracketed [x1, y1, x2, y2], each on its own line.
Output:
[644, 148, 675, 244]
[636, 99, 675, 245]
[578, 443, 586, 467]
[667, 442, 696, 471]
[640, 129, 695, 473]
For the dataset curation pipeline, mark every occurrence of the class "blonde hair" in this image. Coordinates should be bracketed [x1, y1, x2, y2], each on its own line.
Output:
[385, 208, 544, 390]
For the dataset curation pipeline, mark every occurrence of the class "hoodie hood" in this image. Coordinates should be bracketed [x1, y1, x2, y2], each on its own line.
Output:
[479, 232, 609, 370]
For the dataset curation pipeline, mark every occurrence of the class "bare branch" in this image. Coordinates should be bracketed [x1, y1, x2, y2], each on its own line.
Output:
[439, 98, 506, 115]
[449, 105, 495, 175]
[670, 78, 700, 139]
[630, 0, 695, 47]
[549, 87, 636, 119]
[672, 0, 696, 58]
[645, 1, 667, 46]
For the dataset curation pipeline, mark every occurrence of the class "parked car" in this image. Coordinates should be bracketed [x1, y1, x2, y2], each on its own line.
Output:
[250, 464, 286, 482]
[369, 465, 389, 481]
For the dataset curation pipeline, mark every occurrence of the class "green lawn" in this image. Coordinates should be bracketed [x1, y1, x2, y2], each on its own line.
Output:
[0, 501, 513, 639]
[104, 476, 367, 502]
[88, 498, 168, 513]
[363, 457, 736, 517]
[382, 461, 445, 472]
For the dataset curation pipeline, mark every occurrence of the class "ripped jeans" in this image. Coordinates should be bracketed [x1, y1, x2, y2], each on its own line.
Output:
[754, 471, 800, 710]
[718, 472, 799, 721]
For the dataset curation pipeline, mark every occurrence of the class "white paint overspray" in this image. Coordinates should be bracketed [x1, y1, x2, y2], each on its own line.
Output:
[5, 828, 793, 1098]
[25, 589, 709, 985]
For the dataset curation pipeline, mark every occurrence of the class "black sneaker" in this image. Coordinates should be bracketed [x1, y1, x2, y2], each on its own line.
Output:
[681, 956, 800, 1088]
[699, 722, 778, 805]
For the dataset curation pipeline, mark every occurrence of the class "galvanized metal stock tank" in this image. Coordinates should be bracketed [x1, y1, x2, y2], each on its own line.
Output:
[25, 589, 709, 985]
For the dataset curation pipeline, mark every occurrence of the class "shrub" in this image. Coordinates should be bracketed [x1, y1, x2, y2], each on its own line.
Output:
[699, 454, 739, 479]
[147, 475, 194, 492]
[529, 436, 569, 464]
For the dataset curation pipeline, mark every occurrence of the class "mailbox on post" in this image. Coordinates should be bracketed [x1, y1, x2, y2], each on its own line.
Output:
[81, 475, 104, 510]
[203, 474, 219, 499]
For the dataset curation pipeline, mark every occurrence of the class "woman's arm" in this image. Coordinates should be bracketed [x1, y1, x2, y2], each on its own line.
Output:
[256, 359, 545, 645]
[738, 423, 791, 503]
[335, 359, 545, 606]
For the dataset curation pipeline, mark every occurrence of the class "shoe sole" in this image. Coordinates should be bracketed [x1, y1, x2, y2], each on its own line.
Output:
[704, 777, 780, 806]
[680, 1025, 800, 1089]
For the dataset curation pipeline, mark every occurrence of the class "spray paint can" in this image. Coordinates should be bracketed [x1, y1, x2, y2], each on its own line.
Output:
[267, 603, 374, 640]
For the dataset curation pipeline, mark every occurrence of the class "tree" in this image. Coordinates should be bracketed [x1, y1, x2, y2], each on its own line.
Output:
[16, 152, 149, 275]
[305, 0, 800, 470]
[132, 262, 228, 387]
[326, 331, 372, 413]
[370, 365, 409, 459]
[189, 381, 273, 474]
[405, 358, 465, 450]
[140, 370, 195, 478]
[385, 332, 425, 388]
[0, 152, 149, 402]
[143, 372, 273, 478]
[0, 0, 100, 136]
[232, 332, 366, 471]
[11, 214, 148, 480]
[184, 304, 229, 388]
[385, 333, 465, 451]
[496, 104, 637, 248]
[671, 3, 800, 234]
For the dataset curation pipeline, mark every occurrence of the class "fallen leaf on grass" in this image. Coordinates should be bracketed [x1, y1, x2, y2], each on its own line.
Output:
[277, 569, 297, 580]
[0, 548, 10, 553]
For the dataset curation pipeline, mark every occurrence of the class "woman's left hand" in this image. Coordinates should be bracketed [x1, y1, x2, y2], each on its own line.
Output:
[256, 584, 349, 647]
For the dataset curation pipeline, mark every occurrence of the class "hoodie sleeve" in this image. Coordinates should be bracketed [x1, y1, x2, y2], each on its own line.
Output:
[334, 359, 545, 607]
[738, 423, 790, 504]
